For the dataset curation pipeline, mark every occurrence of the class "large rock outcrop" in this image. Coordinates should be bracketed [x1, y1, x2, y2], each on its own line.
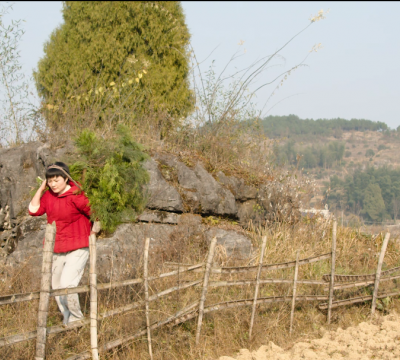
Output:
[154, 153, 237, 216]
[0, 142, 46, 222]
[142, 158, 184, 213]
[0, 141, 302, 277]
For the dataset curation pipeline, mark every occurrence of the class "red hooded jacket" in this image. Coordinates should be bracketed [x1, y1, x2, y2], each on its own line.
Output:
[29, 184, 92, 253]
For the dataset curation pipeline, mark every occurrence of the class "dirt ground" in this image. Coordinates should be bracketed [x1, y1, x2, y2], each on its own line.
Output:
[219, 313, 400, 360]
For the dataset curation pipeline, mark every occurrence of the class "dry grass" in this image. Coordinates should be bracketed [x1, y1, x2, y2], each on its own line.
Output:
[1, 220, 400, 359]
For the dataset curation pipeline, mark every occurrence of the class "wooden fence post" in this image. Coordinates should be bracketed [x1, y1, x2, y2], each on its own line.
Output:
[35, 222, 56, 360]
[195, 236, 217, 345]
[249, 235, 267, 340]
[289, 250, 300, 334]
[144, 237, 153, 360]
[89, 234, 99, 360]
[371, 232, 390, 317]
[327, 220, 337, 325]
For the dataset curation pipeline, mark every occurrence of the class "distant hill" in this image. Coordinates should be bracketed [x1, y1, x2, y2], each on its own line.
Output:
[261, 115, 400, 222]
[261, 115, 388, 139]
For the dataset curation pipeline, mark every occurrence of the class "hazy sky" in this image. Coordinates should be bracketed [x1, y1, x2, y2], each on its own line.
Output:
[5, 1, 400, 128]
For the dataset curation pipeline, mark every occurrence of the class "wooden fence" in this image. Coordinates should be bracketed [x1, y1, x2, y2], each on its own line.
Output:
[1, 220, 400, 359]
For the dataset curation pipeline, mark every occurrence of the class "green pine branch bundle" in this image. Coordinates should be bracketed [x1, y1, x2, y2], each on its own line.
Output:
[70, 125, 149, 232]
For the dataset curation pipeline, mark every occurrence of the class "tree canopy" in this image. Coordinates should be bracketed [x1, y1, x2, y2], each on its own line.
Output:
[327, 166, 400, 222]
[362, 183, 386, 221]
[261, 115, 388, 140]
[273, 140, 345, 169]
[34, 1, 193, 132]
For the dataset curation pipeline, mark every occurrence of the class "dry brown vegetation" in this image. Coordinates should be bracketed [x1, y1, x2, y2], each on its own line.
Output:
[1, 219, 400, 359]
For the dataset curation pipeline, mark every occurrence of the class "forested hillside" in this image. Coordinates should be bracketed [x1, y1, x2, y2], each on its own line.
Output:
[328, 167, 400, 222]
[261, 114, 388, 139]
[263, 115, 400, 223]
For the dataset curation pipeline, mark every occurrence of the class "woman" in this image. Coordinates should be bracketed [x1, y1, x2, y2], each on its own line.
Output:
[29, 162, 99, 325]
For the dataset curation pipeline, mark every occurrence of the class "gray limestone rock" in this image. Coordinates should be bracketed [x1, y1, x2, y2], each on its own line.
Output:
[216, 171, 258, 201]
[0, 142, 45, 220]
[205, 228, 252, 260]
[138, 210, 180, 224]
[143, 158, 184, 213]
[155, 154, 237, 216]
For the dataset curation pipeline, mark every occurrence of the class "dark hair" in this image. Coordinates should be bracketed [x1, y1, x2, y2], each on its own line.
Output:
[45, 162, 70, 183]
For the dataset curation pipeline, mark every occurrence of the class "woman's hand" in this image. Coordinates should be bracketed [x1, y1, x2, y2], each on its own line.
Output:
[39, 179, 48, 192]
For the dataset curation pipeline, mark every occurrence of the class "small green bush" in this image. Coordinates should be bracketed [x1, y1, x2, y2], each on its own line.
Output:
[345, 150, 351, 158]
[70, 125, 149, 231]
[365, 149, 375, 157]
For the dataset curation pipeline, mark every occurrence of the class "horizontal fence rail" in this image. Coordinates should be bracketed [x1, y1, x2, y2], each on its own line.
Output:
[209, 279, 326, 288]
[0, 280, 202, 347]
[319, 290, 400, 310]
[322, 266, 400, 283]
[323, 274, 400, 291]
[0, 253, 331, 307]
[0, 263, 205, 306]
[211, 253, 331, 274]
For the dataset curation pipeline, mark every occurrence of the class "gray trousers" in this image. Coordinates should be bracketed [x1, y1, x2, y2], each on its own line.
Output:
[52, 248, 89, 324]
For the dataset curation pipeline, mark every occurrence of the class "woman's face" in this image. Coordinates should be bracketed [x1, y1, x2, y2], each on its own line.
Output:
[47, 176, 68, 194]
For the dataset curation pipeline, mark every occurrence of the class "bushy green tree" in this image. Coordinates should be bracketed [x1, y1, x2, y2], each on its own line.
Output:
[34, 1, 193, 132]
[70, 125, 149, 232]
[327, 166, 400, 221]
[362, 183, 385, 221]
[365, 149, 375, 157]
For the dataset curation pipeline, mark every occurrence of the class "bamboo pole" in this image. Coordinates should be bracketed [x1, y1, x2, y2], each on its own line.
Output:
[371, 232, 390, 317]
[0, 277, 327, 307]
[0, 252, 333, 307]
[319, 290, 400, 310]
[209, 279, 325, 288]
[166, 253, 330, 274]
[195, 236, 217, 345]
[290, 250, 300, 334]
[144, 237, 153, 360]
[0, 264, 205, 306]
[249, 235, 267, 340]
[0, 280, 202, 348]
[327, 220, 337, 325]
[322, 265, 400, 283]
[323, 274, 400, 291]
[35, 222, 56, 360]
[212, 253, 331, 274]
[169, 295, 331, 329]
[89, 234, 99, 360]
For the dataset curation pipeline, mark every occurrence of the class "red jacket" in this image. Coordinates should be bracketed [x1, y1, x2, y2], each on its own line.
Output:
[29, 184, 92, 253]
